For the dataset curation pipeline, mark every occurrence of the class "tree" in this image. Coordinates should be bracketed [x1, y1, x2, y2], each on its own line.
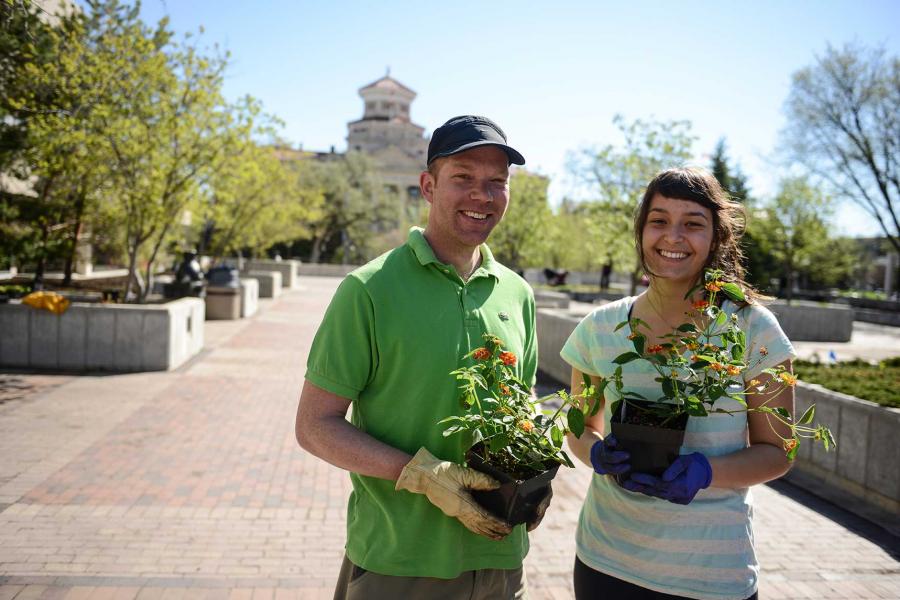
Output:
[710, 138, 751, 203]
[750, 177, 858, 302]
[568, 115, 696, 293]
[488, 171, 553, 270]
[784, 43, 900, 255]
[201, 141, 323, 261]
[303, 152, 399, 264]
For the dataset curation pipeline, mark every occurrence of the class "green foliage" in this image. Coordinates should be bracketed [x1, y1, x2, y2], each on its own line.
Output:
[567, 115, 696, 287]
[489, 171, 553, 270]
[302, 152, 401, 264]
[607, 269, 835, 457]
[784, 43, 900, 256]
[794, 359, 900, 408]
[442, 334, 603, 477]
[749, 177, 860, 299]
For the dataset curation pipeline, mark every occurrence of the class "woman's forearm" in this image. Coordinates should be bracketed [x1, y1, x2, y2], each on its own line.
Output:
[708, 442, 792, 488]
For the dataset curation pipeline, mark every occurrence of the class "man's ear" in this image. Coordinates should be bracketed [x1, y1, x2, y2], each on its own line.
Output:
[420, 170, 435, 204]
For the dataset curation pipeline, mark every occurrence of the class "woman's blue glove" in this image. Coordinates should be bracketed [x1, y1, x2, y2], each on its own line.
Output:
[623, 452, 712, 505]
[590, 434, 631, 476]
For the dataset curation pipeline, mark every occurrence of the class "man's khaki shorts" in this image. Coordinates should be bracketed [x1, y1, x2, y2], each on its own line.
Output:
[333, 554, 527, 600]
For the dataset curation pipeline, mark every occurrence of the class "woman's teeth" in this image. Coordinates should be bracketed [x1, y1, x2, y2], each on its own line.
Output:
[658, 249, 688, 259]
[463, 211, 487, 220]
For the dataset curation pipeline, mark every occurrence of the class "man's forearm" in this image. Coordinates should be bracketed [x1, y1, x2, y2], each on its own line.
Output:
[300, 413, 412, 481]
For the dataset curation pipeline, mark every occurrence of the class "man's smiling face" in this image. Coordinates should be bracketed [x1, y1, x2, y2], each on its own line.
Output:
[421, 145, 510, 254]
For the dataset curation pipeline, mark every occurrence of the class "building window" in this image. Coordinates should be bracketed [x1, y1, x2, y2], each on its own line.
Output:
[366, 101, 375, 110]
[407, 186, 420, 200]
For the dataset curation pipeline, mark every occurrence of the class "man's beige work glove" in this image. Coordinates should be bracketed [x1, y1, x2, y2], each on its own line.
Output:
[396, 447, 512, 540]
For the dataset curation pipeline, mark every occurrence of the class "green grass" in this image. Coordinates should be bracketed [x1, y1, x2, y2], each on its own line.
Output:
[794, 358, 900, 408]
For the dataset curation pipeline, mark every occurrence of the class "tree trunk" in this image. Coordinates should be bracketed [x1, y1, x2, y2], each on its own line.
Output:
[62, 191, 87, 286]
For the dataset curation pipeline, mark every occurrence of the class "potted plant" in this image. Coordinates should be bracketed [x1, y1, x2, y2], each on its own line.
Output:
[604, 269, 835, 484]
[439, 334, 600, 525]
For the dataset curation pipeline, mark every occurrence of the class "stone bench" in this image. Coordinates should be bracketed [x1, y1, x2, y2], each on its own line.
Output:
[243, 271, 282, 299]
[240, 277, 258, 318]
[0, 297, 205, 372]
[242, 259, 299, 289]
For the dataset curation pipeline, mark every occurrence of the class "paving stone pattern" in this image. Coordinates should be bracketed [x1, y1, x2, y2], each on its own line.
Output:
[1, 277, 897, 599]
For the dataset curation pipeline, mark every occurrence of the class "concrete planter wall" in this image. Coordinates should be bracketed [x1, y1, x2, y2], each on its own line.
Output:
[788, 384, 900, 520]
[767, 301, 853, 342]
[240, 278, 258, 318]
[242, 259, 300, 289]
[296, 263, 358, 277]
[534, 290, 570, 309]
[535, 306, 899, 525]
[244, 271, 282, 298]
[0, 298, 204, 372]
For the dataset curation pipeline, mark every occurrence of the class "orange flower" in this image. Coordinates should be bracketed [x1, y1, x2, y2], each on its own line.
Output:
[726, 365, 743, 376]
[499, 351, 517, 366]
[685, 341, 700, 351]
[500, 384, 511, 396]
[647, 344, 664, 354]
[627, 332, 639, 340]
[759, 346, 768, 357]
[783, 438, 798, 452]
[710, 362, 725, 372]
[704, 343, 720, 352]
[778, 372, 798, 386]
[472, 348, 491, 361]
[518, 420, 534, 433]
[749, 379, 761, 387]
[692, 299, 709, 310]
[705, 281, 723, 292]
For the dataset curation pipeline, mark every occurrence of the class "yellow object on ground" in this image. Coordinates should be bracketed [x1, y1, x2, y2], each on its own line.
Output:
[21, 291, 71, 315]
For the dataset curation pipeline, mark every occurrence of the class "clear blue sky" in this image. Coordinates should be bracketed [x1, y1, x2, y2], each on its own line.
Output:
[135, 0, 900, 237]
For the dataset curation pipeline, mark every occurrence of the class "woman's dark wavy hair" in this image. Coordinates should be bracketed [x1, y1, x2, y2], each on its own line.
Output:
[634, 167, 761, 305]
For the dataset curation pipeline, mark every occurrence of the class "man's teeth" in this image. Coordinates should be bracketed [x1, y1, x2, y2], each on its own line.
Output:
[463, 211, 487, 220]
[659, 250, 688, 259]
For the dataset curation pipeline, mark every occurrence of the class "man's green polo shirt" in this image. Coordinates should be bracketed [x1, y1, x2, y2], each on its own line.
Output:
[305, 227, 537, 579]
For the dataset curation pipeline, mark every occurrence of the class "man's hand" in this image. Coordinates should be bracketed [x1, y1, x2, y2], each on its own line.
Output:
[395, 447, 513, 540]
[623, 452, 712, 505]
[526, 487, 553, 532]
[590, 434, 631, 476]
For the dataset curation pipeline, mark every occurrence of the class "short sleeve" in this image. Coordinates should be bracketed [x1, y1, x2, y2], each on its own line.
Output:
[560, 312, 603, 377]
[305, 275, 377, 400]
[742, 304, 797, 380]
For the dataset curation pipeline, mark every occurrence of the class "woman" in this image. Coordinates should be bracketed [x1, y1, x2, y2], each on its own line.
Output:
[562, 167, 795, 600]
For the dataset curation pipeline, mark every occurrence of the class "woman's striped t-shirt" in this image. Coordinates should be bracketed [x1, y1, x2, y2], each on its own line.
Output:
[561, 296, 796, 600]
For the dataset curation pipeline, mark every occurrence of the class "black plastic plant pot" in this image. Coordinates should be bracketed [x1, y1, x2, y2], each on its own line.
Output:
[465, 448, 560, 526]
[609, 421, 686, 486]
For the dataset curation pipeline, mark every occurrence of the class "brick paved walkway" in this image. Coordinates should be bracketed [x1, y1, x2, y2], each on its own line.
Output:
[1, 276, 898, 599]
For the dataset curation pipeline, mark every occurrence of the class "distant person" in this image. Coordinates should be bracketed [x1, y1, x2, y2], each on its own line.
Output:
[295, 116, 546, 599]
[562, 167, 796, 600]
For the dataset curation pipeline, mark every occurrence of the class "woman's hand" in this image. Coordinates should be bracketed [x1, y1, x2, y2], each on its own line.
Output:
[624, 453, 712, 505]
[590, 435, 631, 476]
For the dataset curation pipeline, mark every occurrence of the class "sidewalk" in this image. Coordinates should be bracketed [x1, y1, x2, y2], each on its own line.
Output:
[1, 276, 897, 600]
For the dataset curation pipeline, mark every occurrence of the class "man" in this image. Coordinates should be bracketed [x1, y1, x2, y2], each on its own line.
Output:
[295, 115, 540, 599]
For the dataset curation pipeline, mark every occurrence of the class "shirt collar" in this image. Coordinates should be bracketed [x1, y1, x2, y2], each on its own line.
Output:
[406, 227, 500, 281]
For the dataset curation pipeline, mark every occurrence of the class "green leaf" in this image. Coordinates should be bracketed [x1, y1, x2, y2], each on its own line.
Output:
[632, 334, 645, 355]
[731, 344, 744, 361]
[567, 408, 585, 437]
[677, 323, 698, 333]
[714, 310, 728, 328]
[550, 425, 564, 447]
[661, 377, 676, 398]
[721, 282, 746, 303]
[798, 405, 815, 425]
[614, 320, 628, 332]
[489, 433, 509, 452]
[613, 351, 641, 364]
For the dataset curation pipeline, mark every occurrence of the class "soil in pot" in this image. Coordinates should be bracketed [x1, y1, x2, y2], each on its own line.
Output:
[610, 399, 689, 486]
[465, 446, 559, 526]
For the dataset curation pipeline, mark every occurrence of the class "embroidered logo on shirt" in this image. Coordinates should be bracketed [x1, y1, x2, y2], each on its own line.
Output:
[499, 312, 509, 321]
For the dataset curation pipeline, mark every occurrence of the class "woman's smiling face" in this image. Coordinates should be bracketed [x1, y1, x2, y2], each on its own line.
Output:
[641, 193, 714, 285]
